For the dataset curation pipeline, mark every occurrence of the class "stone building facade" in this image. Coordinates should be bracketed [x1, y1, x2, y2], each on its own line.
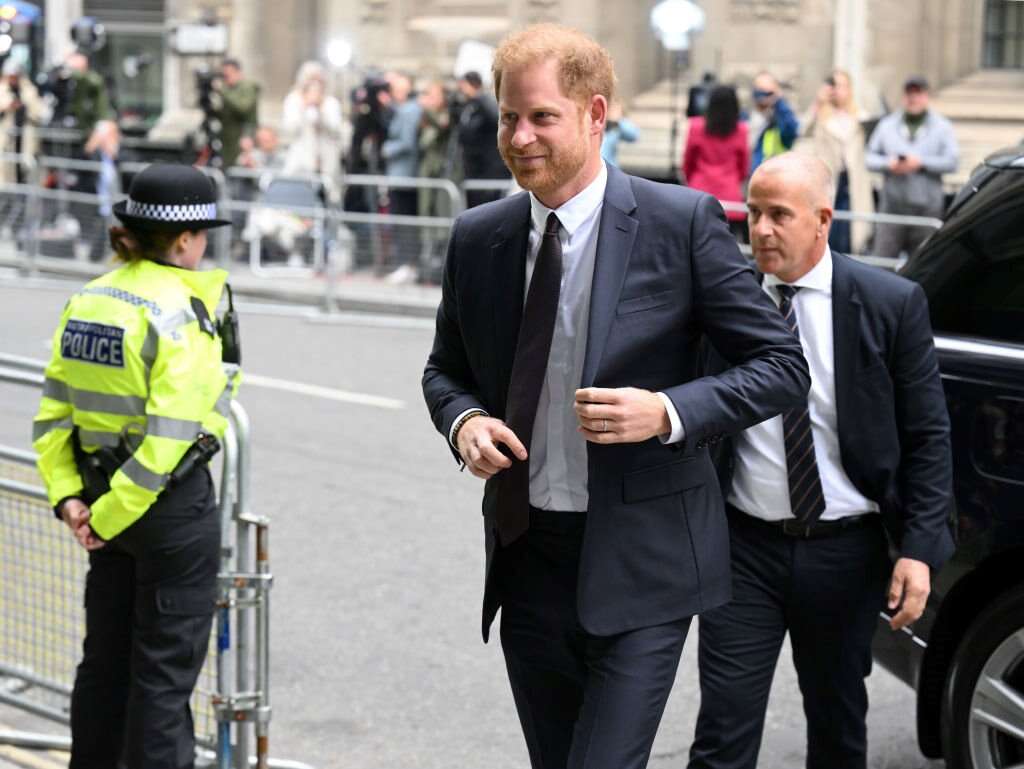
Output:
[44, 0, 1018, 153]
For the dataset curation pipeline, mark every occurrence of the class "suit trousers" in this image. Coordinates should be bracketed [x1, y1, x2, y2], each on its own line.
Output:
[688, 507, 890, 769]
[69, 467, 220, 769]
[387, 188, 420, 269]
[497, 508, 691, 769]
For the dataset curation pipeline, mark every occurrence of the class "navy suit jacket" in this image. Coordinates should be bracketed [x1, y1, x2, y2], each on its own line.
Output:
[422, 164, 811, 640]
[709, 252, 955, 570]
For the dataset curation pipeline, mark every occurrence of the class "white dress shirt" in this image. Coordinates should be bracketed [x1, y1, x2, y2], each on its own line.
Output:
[728, 248, 879, 521]
[524, 164, 607, 511]
[449, 164, 607, 511]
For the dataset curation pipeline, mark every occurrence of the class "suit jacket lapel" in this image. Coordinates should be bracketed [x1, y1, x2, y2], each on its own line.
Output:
[492, 193, 532, 408]
[581, 165, 638, 387]
[831, 252, 862, 443]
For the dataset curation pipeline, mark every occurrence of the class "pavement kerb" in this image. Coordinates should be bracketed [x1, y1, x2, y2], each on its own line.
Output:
[0, 257, 442, 319]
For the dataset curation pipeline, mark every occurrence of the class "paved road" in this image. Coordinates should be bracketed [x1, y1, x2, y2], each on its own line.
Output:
[0, 280, 944, 769]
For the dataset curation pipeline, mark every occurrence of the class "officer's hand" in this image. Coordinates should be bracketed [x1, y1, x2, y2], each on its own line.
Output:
[575, 387, 672, 444]
[888, 557, 930, 630]
[60, 498, 90, 531]
[74, 522, 105, 551]
[456, 416, 527, 480]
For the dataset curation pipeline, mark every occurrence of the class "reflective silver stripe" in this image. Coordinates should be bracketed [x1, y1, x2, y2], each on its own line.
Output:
[118, 457, 166, 492]
[78, 429, 121, 447]
[140, 322, 159, 374]
[150, 307, 196, 337]
[42, 377, 70, 403]
[70, 388, 146, 416]
[43, 377, 146, 416]
[147, 415, 201, 442]
[32, 416, 73, 441]
[214, 386, 232, 417]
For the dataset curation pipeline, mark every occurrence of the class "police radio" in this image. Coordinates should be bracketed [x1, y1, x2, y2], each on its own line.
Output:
[218, 283, 241, 365]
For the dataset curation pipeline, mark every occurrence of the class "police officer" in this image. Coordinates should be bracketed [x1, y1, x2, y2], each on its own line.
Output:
[32, 163, 240, 769]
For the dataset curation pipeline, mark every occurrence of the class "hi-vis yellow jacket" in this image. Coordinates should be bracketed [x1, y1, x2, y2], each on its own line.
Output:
[32, 259, 240, 540]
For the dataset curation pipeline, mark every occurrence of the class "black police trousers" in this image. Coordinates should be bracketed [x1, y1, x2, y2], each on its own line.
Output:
[69, 467, 220, 769]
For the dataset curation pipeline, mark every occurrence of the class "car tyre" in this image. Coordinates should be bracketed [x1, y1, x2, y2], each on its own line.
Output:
[941, 584, 1024, 769]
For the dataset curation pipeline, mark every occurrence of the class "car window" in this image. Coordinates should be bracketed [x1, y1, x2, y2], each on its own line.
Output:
[972, 396, 1024, 485]
[903, 173, 1024, 345]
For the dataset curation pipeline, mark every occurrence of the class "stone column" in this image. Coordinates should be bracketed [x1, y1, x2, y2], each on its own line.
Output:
[833, 0, 884, 112]
[45, 0, 83, 67]
[834, 0, 867, 88]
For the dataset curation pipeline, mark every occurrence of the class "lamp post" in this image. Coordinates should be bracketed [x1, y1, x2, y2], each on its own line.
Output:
[650, 0, 705, 179]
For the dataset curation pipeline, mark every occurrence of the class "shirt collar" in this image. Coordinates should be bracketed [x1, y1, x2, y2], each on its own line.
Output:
[529, 162, 608, 241]
[764, 246, 833, 296]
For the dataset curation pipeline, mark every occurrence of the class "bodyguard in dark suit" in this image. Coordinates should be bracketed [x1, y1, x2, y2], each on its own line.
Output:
[422, 24, 810, 769]
[688, 153, 954, 769]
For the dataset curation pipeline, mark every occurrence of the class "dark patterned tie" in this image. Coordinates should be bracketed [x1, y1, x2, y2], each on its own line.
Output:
[776, 284, 827, 524]
[495, 212, 563, 545]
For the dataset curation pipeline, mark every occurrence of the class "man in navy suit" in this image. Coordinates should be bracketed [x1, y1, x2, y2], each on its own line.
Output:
[422, 23, 810, 769]
[688, 152, 954, 769]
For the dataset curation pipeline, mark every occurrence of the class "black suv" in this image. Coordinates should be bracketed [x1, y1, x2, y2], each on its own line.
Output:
[872, 146, 1024, 769]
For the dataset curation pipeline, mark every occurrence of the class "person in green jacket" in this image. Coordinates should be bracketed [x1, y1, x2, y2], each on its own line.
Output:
[66, 52, 111, 138]
[34, 163, 240, 768]
[216, 58, 259, 167]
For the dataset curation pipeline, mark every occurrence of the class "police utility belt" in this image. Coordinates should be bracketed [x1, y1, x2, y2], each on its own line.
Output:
[71, 428, 220, 506]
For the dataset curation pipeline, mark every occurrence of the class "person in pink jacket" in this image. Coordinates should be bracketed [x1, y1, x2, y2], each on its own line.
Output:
[682, 85, 750, 241]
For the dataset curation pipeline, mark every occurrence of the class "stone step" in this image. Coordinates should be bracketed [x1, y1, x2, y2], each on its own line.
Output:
[944, 68, 1024, 88]
[931, 100, 1024, 122]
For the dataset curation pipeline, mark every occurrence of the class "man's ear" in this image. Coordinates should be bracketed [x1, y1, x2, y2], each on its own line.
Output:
[589, 94, 608, 135]
[818, 206, 834, 237]
[175, 230, 191, 253]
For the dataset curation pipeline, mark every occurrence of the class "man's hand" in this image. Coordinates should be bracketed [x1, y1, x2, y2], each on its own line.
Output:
[902, 154, 923, 172]
[888, 155, 923, 176]
[574, 387, 671, 444]
[456, 416, 528, 480]
[887, 557, 930, 630]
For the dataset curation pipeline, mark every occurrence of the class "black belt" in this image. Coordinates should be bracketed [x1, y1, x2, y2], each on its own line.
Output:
[726, 503, 878, 540]
[527, 506, 586, 536]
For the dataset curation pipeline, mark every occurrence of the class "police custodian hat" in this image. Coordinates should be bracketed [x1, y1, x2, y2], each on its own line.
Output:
[113, 163, 231, 232]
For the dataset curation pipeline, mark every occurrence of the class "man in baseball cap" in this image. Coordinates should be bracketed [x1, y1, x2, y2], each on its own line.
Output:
[866, 75, 959, 258]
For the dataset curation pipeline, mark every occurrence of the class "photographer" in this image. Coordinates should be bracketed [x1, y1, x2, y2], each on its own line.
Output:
[66, 51, 111, 141]
[215, 58, 259, 167]
[281, 61, 343, 194]
[455, 71, 508, 208]
[0, 59, 47, 183]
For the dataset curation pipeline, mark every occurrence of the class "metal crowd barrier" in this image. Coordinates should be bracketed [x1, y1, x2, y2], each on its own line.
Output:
[0, 354, 307, 769]
[718, 200, 943, 270]
[0, 146, 950, 303]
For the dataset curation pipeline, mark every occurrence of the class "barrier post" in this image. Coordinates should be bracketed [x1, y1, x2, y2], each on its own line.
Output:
[0, 353, 299, 769]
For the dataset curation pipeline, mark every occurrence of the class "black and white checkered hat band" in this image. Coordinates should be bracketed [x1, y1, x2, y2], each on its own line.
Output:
[125, 199, 217, 222]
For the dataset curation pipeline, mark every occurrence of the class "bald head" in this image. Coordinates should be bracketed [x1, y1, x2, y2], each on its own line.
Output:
[752, 152, 836, 210]
[746, 151, 835, 283]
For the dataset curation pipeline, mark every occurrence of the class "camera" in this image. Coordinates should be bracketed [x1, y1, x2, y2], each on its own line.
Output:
[193, 64, 223, 165]
[194, 65, 219, 112]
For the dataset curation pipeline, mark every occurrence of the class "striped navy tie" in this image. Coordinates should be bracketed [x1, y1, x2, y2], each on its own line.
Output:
[776, 284, 827, 524]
